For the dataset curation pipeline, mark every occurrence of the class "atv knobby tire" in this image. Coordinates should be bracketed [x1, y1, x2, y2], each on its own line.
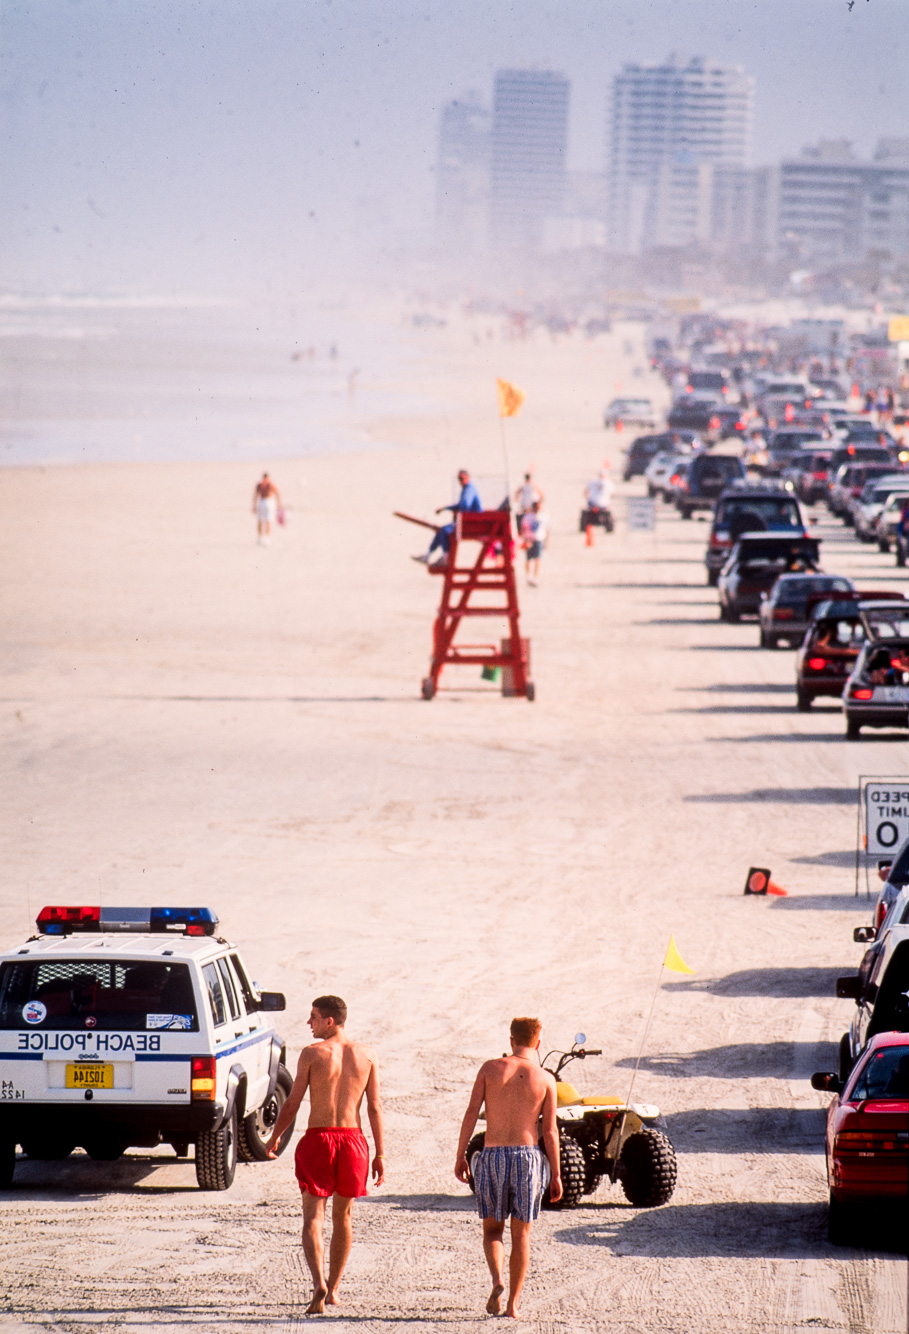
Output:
[464, 1132, 486, 1192]
[542, 1130, 585, 1210]
[618, 1128, 677, 1207]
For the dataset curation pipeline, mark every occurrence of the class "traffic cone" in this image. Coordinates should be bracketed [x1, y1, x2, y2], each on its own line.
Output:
[585, 524, 595, 547]
[744, 867, 788, 896]
[615, 419, 624, 432]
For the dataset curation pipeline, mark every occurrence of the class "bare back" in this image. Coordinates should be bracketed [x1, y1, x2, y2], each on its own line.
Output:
[300, 1036, 376, 1128]
[480, 1056, 555, 1147]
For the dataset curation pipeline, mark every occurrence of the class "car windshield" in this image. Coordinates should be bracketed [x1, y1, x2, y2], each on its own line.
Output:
[810, 617, 864, 648]
[860, 640, 909, 682]
[850, 1045, 909, 1101]
[776, 577, 851, 601]
[718, 497, 801, 528]
[0, 959, 199, 1031]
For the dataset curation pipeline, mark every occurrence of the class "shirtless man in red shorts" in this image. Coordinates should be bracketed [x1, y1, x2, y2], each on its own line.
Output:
[266, 995, 384, 1315]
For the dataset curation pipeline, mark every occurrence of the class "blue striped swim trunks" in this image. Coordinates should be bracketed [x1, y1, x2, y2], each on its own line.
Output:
[474, 1145, 545, 1222]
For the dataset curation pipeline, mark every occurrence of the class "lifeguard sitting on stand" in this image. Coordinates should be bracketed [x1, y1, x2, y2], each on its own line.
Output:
[412, 469, 482, 567]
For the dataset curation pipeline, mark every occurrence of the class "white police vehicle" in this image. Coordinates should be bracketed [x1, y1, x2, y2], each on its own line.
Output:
[0, 905, 294, 1190]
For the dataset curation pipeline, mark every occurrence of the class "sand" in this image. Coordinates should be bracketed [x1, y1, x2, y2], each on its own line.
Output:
[0, 310, 906, 1332]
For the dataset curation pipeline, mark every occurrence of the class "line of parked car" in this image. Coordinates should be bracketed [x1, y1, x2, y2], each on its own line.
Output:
[812, 834, 909, 1242]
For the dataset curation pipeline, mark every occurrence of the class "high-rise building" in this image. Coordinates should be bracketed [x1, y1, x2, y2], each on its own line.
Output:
[436, 95, 491, 252]
[607, 55, 754, 253]
[490, 69, 570, 251]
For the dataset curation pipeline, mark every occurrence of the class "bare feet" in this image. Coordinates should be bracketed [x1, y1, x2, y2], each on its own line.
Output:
[326, 1289, 341, 1307]
[504, 1304, 519, 1319]
[486, 1283, 505, 1315]
[305, 1287, 327, 1315]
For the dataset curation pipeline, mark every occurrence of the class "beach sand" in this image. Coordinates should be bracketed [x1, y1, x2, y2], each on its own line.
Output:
[0, 310, 905, 1332]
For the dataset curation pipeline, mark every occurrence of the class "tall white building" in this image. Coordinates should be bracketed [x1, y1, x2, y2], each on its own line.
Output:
[490, 69, 570, 251]
[607, 55, 754, 253]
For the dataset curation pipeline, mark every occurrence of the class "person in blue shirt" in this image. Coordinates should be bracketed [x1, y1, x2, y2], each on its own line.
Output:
[414, 470, 483, 564]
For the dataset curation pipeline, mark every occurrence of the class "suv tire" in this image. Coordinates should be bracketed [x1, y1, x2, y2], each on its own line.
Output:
[542, 1130, 585, 1210]
[796, 688, 813, 711]
[238, 1065, 294, 1162]
[827, 1193, 852, 1245]
[195, 1105, 238, 1191]
[617, 1128, 677, 1207]
[846, 718, 862, 740]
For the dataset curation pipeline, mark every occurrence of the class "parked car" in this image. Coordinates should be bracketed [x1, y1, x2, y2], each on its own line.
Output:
[843, 637, 909, 738]
[836, 925, 909, 1072]
[718, 534, 821, 622]
[851, 478, 909, 543]
[811, 1032, 909, 1244]
[787, 448, 835, 505]
[604, 397, 658, 429]
[828, 461, 901, 520]
[794, 593, 906, 710]
[684, 368, 730, 400]
[705, 485, 809, 586]
[675, 453, 746, 518]
[873, 490, 909, 552]
[667, 399, 722, 440]
[623, 431, 700, 480]
[758, 573, 854, 649]
[644, 448, 695, 500]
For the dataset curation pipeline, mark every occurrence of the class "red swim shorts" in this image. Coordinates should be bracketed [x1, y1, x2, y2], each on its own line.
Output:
[294, 1127, 370, 1198]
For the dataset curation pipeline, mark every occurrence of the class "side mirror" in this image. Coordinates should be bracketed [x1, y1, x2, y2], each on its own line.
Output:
[257, 991, 286, 1012]
[853, 926, 876, 943]
[836, 975, 861, 1000]
[810, 1071, 843, 1093]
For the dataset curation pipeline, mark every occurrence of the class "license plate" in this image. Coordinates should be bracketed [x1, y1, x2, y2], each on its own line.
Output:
[66, 1063, 113, 1089]
[878, 686, 909, 703]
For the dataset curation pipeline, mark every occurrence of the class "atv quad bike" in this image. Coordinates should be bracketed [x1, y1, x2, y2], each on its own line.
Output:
[465, 1034, 677, 1210]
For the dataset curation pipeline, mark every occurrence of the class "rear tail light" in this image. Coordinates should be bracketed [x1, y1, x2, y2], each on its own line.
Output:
[191, 1057, 217, 1100]
[772, 608, 795, 620]
[709, 416, 720, 430]
[709, 533, 731, 548]
[808, 657, 828, 670]
[834, 1131, 908, 1154]
[670, 474, 681, 485]
[850, 687, 874, 700]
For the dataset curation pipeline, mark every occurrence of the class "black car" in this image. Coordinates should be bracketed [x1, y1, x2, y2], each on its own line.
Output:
[758, 573, 854, 649]
[795, 599, 867, 710]
[622, 431, 699, 481]
[718, 534, 821, 622]
[705, 485, 809, 585]
[676, 453, 746, 518]
[667, 400, 722, 440]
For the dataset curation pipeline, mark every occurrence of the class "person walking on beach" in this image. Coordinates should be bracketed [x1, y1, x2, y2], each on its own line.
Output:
[266, 995, 385, 1315]
[514, 472, 544, 532]
[520, 501, 549, 587]
[252, 472, 282, 545]
[455, 1017, 561, 1319]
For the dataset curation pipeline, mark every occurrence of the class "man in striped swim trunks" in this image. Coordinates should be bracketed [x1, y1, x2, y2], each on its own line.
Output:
[455, 1017, 561, 1319]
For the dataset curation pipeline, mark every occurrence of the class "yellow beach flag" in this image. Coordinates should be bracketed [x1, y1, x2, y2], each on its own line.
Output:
[496, 378, 525, 418]
[663, 935, 694, 974]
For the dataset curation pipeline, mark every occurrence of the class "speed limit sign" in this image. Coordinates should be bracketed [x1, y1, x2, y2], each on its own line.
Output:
[865, 785, 909, 855]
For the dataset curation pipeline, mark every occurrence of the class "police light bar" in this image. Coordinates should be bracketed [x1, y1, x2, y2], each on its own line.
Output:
[37, 906, 219, 936]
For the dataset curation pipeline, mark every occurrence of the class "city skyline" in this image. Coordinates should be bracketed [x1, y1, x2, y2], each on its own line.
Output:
[1, 0, 904, 293]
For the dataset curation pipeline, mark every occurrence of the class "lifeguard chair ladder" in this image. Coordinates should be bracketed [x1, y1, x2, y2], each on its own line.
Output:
[421, 509, 534, 701]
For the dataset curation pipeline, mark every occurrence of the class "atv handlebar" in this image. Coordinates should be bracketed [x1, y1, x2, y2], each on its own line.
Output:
[541, 1044, 603, 1077]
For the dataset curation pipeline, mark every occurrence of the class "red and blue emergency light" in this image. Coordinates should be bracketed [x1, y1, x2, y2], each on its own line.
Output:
[36, 906, 218, 936]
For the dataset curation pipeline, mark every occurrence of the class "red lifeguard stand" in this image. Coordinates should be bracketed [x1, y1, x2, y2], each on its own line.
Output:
[420, 509, 533, 701]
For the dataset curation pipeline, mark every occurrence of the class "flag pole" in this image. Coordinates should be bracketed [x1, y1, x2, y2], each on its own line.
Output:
[607, 944, 668, 1182]
[499, 412, 512, 513]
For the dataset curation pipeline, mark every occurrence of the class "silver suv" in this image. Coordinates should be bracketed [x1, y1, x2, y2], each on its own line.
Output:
[0, 905, 294, 1190]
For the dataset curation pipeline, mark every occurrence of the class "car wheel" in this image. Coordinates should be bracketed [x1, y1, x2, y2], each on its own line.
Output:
[838, 1033, 853, 1084]
[759, 627, 768, 648]
[647, 484, 656, 497]
[846, 718, 862, 740]
[195, 1105, 238, 1191]
[679, 506, 691, 519]
[897, 548, 906, 568]
[726, 607, 740, 623]
[617, 1128, 678, 1208]
[719, 603, 728, 622]
[238, 1065, 294, 1162]
[878, 539, 889, 553]
[707, 570, 719, 587]
[796, 688, 813, 711]
[827, 1193, 853, 1246]
[542, 1130, 586, 1210]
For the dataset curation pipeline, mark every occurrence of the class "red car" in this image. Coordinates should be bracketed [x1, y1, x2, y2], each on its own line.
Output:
[812, 1032, 909, 1244]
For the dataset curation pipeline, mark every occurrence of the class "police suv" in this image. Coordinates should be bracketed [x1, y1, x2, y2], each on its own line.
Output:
[0, 905, 294, 1190]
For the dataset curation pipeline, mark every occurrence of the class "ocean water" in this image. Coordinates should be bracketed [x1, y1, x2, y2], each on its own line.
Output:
[0, 294, 435, 467]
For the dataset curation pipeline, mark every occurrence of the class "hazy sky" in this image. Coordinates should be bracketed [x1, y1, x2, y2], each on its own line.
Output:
[1, 0, 905, 293]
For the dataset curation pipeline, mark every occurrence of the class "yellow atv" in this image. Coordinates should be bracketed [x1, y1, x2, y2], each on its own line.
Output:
[465, 1035, 677, 1209]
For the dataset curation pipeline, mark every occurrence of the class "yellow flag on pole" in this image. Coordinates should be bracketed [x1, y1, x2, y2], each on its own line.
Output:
[663, 936, 694, 974]
[496, 378, 525, 419]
